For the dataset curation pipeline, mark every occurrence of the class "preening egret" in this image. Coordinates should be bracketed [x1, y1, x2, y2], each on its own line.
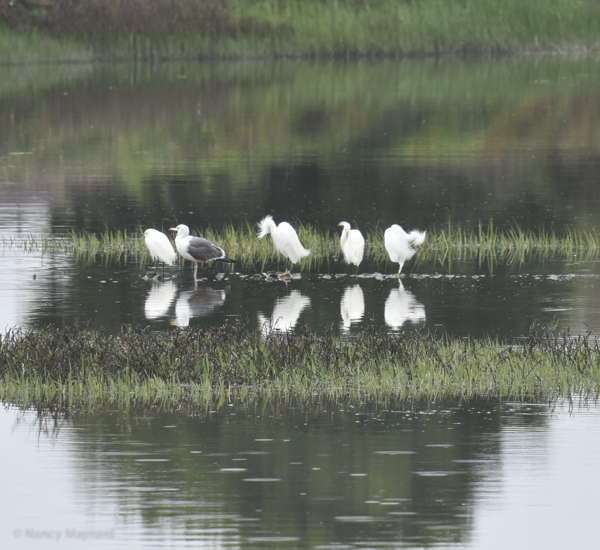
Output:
[384, 224, 426, 275]
[143, 228, 177, 271]
[257, 215, 310, 274]
[170, 224, 235, 280]
[338, 221, 365, 267]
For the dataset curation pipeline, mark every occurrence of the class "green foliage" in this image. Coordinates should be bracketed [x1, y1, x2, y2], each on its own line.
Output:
[2, 222, 599, 270]
[2, 0, 600, 61]
[1, 322, 599, 410]
[0, 26, 93, 63]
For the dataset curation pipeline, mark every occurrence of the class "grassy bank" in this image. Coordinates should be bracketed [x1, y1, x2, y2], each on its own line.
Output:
[1, 322, 599, 410]
[2, 222, 599, 269]
[2, 0, 600, 63]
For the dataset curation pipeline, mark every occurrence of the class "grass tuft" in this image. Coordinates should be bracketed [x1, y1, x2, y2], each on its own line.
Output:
[2, 221, 599, 270]
[1, 322, 599, 411]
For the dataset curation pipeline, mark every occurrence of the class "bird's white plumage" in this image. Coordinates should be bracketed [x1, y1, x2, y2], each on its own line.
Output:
[338, 221, 365, 267]
[257, 215, 310, 266]
[384, 224, 426, 275]
[170, 224, 234, 280]
[143, 228, 177, 266]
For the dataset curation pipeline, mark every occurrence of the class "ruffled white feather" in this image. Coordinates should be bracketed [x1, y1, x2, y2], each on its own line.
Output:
[384, 224, 426, 274]
[257, 216, 310, 264]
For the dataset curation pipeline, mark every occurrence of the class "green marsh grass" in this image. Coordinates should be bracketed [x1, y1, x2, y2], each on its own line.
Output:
[0, 28, 93, 64]
[2, 222, 599, 270]
[2, 0, 600, 63]
[1, 323, 599, 411]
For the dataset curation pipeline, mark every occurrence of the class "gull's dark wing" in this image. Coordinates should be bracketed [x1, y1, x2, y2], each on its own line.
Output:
[187, 237, 235, 263]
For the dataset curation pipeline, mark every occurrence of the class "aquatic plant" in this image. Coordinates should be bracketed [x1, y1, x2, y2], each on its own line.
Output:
[2, 222, 599, 270]
[1, 322, 599, 411]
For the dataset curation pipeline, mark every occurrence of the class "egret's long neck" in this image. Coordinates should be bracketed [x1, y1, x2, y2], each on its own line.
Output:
[340, 230, 348, 246]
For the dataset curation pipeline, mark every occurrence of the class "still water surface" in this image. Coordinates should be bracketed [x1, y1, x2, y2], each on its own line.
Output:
[2, 58, 600, 335]
[2, 252, 600, 338]
[2, 397, 600, 549]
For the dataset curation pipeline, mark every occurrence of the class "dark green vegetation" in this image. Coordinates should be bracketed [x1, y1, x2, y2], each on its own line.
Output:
[2, 222, 599, 271]
[1, 322, 599, 409]
[3, 59, 600, 240]
[2, 0, 600, 63]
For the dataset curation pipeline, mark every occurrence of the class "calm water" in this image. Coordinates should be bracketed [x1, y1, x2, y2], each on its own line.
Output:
[2, 397, 600, 549]
[2, 58, 600, 336]
[2, 254, 600, 338]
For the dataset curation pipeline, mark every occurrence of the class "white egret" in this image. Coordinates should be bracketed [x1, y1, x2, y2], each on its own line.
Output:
[384, 224, 426, 275]
[143, 228, 177, 271]
[257, 215, 310, 274]
[170, 224, 235, 280]
[338, 221, 365, 267]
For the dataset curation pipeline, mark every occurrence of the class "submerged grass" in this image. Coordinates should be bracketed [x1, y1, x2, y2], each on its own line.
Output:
[1, 322, 599, 411]
[2, 222, 599, 270]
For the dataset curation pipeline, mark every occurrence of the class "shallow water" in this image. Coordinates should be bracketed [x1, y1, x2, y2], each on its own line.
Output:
[1, 250, 600, 337]
[2, 397, 600, 549]
[2, 59, 600, 336]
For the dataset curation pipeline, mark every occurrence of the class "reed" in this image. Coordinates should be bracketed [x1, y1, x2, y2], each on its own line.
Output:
[2, 222, 599, 269]
[1, 322, 599, 411]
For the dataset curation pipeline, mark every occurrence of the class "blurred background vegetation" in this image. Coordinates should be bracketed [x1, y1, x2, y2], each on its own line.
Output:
[2, 0, 600, 63]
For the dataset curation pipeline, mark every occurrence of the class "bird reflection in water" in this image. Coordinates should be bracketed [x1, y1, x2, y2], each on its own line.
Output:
[173, 287, 227, 327]
[144, 280, 177, 320]
[340, 284, 365, 332]
[384, 281, 425, 330]
[258, 290, 311, 335]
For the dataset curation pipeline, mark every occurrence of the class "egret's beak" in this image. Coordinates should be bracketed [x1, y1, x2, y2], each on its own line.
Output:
[169, 227, 177, 232]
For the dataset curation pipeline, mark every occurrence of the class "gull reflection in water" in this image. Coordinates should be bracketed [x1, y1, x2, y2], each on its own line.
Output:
[258, 290, 311, 335]
[340, 284, 365, 332]
[384, 281, 425, 330]
[173, 287, 227, 327]
[144, 280, 177, 320]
